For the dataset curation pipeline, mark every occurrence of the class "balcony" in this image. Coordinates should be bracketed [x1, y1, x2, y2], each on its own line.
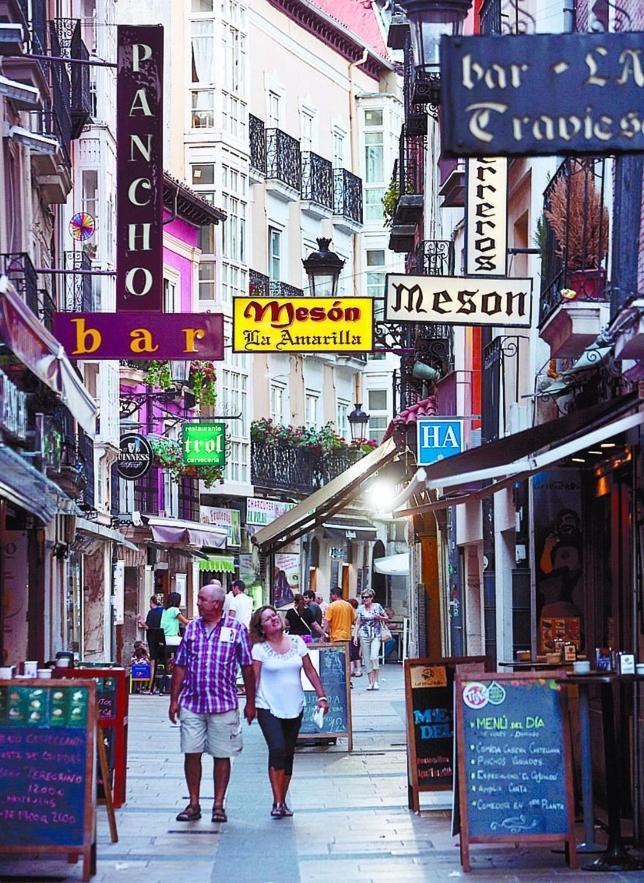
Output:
[2, 0, 49, 103]
[0, 252, 55, 331]
[333, 168, 363, 233]
[77, 426, 95, 511]
[402, 32, 427, 135]
[52, 19, 92, 138]
[249, 113, 266, 180]
[266, 127, 301, 200]
[538, 157, 610, 358]
[249, 270, 303, 299]
[251, 439, 362, 495]
[438, 157, 465, 208]
[479, 0, 503, 36]
[59, 251, 95, 312]
[393, 126, 425, 226]
[46, 404, 86, 500]
[301, 151, 334, 219]
[410, 239, 454, 276]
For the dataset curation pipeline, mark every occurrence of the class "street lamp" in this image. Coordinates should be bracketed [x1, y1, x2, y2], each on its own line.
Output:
[302, 237, 345, 298]
[399, 1, 472, 70]
[348, 402, 369, 442]
[170, 360, 191, 385]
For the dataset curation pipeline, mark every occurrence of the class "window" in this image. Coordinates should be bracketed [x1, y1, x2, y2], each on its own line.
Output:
[366, 249, 386, 307]
[368, 388, 389, 443]
[199, 225, 215, 254]
[222, 195, 245, 263]
[365, 109, 383, 127]
[301, 108, 315, 151]
[270, 382, 286, 424]
[163, 277, 179, 312]
[221, 365, 249, 482]
[222, 22, 245, 95]
[364, 108, 385, 221]
[191, 89, 215, 129]
[336, 399, 350, 440]
[192, 163, 215, 186]
[82, 170, 98, 225]
[365, 188, 385, 222]
[268, 227, 281, 281]
[365, 132, 384, 183]
[198, 262, 216, 302]
[191, 20, 215, 84]
[268, 90, 281, 128]
[163, 471, 179, 518]
[192, 0, 213, 10]
[333, 129, 345, 168]
[305, 391, 319, 428]
[221, 262, 247, 304]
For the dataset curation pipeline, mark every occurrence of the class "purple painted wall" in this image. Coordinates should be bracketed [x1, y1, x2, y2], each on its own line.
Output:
[163, 210, 200, 311]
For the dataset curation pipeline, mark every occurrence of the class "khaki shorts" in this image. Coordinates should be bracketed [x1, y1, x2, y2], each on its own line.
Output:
[179, 707, 243, 757]
[359, 635, 381, 673]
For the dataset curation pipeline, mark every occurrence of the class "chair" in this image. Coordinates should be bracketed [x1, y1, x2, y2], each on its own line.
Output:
[129, 661, 153, 694]
[147, 627, 169, 693]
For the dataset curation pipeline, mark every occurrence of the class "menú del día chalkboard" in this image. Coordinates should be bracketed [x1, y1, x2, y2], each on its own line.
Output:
[454, 672, 577, 873]
[0, 679, 97, 881]
[299, 643, 352, 752]
[404, 656, 487, 811]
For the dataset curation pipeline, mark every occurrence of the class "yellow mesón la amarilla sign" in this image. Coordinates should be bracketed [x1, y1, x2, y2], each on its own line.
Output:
[233, 297, 373, 353]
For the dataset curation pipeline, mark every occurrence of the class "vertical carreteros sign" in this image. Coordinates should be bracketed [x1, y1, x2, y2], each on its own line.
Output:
[233, 297, 373, 353]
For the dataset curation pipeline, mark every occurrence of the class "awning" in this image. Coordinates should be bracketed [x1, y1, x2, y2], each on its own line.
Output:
[76, 517, 139, 552]
[0, 278, 97, 433]
[423, 393, 642, 492]
[374, 552, 409, 575]
[198, 555, 236, 573]
[0, 443, 79, 522]
[396, 394, 643, 516]
[323, 516, 377, 542]
[147, 517, 227, 549]
[252, 437, 399, 554]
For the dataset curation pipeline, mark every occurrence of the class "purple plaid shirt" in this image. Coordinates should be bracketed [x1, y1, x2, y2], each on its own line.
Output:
[175, 615, 252, 714]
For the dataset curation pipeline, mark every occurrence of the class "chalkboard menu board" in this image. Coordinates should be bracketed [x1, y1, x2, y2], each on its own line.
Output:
[404, 656, 487, 811]
[0, 679, 96, 881]
[454, 672, 577, 873]
[299, 644, 352, 752]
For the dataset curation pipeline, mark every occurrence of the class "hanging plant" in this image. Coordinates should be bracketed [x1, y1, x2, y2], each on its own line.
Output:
[191, 361, 217, 406]
[144, 360, 172, 389]
[149, 436, 224, 487]
[382, 177, 400, 228]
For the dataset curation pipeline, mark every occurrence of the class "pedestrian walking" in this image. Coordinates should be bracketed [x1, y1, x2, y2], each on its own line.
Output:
[161, 592, 189, 650]
[249, 605, 328, 818]
[137, 594, 163, 631]
[169, 583, 256, 824]
[348, 598, 362, 676]
[285, 593, 324, 643]
[303, 590, 323, 630]
[316, 592, 328, 616]
[355, 589, 388, 691]
[224, 578, 254, 629]
[323, 586, 356, 642]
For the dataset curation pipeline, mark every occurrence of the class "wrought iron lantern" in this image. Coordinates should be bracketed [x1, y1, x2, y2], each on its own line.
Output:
[348, 402, 369, 442]
[170, 360, 191, 384]
[399, 1, 472, 71]
[302, 237, 345, 298]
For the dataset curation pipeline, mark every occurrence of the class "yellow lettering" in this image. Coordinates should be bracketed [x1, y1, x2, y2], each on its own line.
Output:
[129, 328, 159, 353]
[71, 318, 101, 355]
[182, 328, 206, 353]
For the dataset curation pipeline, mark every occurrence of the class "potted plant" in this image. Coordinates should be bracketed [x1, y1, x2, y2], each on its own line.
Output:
[544, 163, 609, 301]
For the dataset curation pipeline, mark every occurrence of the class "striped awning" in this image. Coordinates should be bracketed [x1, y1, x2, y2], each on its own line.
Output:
[198, 555, 236, 573]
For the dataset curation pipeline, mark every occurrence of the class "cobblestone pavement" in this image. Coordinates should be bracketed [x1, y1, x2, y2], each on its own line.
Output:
[1, 665, 643, 882]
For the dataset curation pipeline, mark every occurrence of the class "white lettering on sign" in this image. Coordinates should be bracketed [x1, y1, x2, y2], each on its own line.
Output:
[466, 157, 508, 276]
[385, 275, 532, 328]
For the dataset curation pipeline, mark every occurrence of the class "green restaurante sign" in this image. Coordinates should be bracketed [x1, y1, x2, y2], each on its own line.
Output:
[182, 422, 226, 467]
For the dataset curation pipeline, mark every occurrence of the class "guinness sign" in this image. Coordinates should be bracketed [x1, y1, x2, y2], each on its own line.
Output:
[117, 432, 152, 481]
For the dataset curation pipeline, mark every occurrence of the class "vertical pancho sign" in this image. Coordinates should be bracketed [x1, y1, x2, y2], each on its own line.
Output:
[117, 26, 164, 311]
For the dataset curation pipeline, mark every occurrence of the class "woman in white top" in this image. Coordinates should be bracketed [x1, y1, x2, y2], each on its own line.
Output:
[250, 605, 328, 818]
[354, 589, 388, 691]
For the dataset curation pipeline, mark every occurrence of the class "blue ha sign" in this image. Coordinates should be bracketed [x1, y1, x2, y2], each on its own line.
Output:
[417, 419, 463, 466]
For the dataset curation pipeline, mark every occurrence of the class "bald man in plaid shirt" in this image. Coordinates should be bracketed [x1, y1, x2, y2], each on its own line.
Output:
[169, 581, 256, 823]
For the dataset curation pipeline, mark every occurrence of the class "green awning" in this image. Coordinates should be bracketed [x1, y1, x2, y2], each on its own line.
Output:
[198, 555, 236, 573]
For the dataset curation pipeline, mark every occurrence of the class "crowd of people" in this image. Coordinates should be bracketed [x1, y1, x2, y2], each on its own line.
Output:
[134, 579, 395, 824]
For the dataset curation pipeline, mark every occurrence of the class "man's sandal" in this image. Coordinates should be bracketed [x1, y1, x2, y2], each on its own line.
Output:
[176, 804, 201, 821]
[212, 805, 227, 823]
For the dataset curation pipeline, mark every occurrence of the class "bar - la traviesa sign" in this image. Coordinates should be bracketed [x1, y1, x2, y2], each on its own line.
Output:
[440, 32, 644, 157]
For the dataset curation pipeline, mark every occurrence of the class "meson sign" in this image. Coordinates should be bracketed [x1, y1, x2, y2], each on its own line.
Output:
[116, 26, 164, 311]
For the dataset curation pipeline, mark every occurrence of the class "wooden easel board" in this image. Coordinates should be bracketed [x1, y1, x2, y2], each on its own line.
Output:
[298, 643, 352, 752]
[404, 656, 487, 811]
[0, 678, 97, 880]
[454, 671, 577, 873]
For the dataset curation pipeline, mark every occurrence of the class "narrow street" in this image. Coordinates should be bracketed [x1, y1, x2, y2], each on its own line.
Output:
[1, 666, 641, 883]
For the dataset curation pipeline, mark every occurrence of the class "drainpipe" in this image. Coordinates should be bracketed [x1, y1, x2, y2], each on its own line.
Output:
[347, 48, 370, 283]
[562, 0, 576, 33]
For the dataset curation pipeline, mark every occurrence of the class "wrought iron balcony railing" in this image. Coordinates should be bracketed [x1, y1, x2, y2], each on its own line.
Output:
[266, 128, 301, 192]
[44, 23, 72, 169]
[301, 151, 334, 211]
[59, 251, 95, 311]
[249, 270, 303, 299]
[539, 157, 609, 326]
[334, 168, 363, 225]
[249, 113, 267, 175]
[52, 19, 92, 138]
[411, 239, 454, 276]
[398, 125, 424, 197]
[77, 426, 95, 511]
[251, 439, 362, 495]
[0, 252, 38, 314]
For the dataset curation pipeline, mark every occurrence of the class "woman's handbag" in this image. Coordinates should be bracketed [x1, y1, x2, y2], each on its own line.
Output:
[380, 623, 393, 642]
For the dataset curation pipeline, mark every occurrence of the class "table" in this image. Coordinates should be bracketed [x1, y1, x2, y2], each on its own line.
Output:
[499, 660, 573, 671]
[558, 673, 644, 872]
